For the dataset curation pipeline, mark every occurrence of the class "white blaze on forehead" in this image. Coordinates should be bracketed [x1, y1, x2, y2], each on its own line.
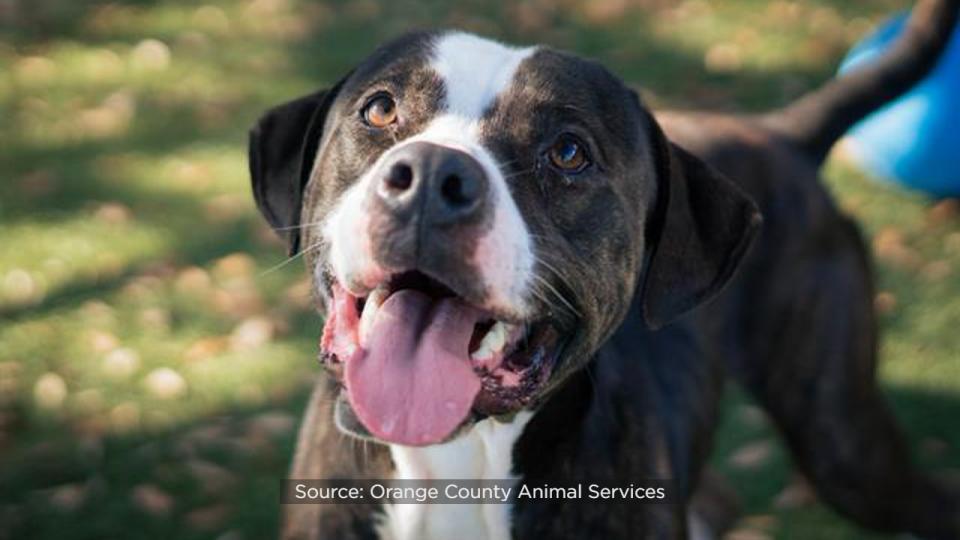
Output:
[431, 32, 536, 119]
[423, 33, 538, 317]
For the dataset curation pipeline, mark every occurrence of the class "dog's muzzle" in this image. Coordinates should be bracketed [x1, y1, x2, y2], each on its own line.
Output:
[369, 141, 492, 301]
[319, 140, 563, 446]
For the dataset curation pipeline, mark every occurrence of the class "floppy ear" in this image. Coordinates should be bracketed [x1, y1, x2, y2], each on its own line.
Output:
[248, 77, 348, 255]
[640, 119, 762, 329]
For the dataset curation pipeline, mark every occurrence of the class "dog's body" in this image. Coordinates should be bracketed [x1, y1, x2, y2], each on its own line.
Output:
[249, 2, 960, 538]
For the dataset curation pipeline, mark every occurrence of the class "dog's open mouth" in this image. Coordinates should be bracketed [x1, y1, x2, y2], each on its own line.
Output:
[320, 270, 561, 446]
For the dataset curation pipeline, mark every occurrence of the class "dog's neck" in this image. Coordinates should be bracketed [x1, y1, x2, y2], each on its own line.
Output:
[377, 411, 533, 540]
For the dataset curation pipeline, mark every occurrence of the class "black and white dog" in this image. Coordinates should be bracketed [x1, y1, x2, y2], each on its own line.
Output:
[249, 1, 960, 538]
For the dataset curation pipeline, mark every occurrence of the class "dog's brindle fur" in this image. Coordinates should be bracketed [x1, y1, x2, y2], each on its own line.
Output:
[250, 2, 960, 538]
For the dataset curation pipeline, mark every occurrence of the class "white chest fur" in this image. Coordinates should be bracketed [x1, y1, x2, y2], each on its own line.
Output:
[377, 411, 533, 540]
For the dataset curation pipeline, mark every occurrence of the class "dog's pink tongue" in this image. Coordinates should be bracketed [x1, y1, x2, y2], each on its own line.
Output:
[344, 290, 482, 446]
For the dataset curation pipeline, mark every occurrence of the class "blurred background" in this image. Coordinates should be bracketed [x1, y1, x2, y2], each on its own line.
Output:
[1, 0, 958, 538]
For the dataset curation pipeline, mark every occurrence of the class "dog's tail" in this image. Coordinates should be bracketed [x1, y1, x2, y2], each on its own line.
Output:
[762, 0, 959, 165]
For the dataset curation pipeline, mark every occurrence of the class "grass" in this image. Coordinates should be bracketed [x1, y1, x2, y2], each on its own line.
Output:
[1, 0, 958, 538]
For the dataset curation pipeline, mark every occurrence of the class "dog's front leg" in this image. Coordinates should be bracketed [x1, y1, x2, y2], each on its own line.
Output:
[282, 376, 392, 540]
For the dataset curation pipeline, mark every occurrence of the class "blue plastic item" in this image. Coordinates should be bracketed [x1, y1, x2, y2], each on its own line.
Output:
[840, 12, 960, 197]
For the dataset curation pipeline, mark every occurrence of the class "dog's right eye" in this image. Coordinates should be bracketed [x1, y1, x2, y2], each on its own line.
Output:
[546, 133, 591, 174]
[362, 94, 398, 128]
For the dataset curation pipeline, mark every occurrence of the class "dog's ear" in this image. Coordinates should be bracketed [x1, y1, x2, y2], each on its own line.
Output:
[248, 76, 349, 255]
[640, 119, 762, 329]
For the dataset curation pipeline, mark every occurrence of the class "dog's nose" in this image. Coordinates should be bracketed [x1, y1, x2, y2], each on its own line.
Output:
[376, 141, 488, 225]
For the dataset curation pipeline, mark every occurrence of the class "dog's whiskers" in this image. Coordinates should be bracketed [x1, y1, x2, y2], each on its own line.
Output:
[257, 239, 324, 278]
[531, 273, 581, 319]
[495, 157, 522, 170]
[502, 167, 536, 181]
[272, 220, 326, 232]
[531, 255, 581, 317]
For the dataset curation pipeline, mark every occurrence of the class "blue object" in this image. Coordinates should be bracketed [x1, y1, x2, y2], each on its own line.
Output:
[840, 12, 960, 197]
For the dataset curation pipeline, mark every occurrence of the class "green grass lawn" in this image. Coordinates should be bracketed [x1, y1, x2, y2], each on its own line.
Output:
[1, 0, 957, 538]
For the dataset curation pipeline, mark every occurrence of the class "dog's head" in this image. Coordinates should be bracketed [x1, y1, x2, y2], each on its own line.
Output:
[249, 31, 760, 446]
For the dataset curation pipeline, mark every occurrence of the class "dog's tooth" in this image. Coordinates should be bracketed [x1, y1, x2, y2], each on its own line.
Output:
[368, 287, 389, 308]
[470, 322, 506, 363]
[358, 310, 374, 348]
[487, 322, 507, 352]
[358, 290, 387, 347]
[471, 344, 493, 362]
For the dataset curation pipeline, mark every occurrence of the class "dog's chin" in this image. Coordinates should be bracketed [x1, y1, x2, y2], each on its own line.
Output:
[319, 269, 568, 446]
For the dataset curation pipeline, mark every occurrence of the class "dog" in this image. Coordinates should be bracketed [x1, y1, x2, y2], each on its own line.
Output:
[248, 1, 960, 538]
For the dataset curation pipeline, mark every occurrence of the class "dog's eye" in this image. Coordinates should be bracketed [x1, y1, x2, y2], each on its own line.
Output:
[547, 134, 590, 173]
[362, 94, 397, 128]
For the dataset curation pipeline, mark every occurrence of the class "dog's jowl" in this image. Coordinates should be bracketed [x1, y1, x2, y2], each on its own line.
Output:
[250, 2, 960, 538]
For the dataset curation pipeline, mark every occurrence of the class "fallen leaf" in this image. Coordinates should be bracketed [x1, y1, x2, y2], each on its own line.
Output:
[926, 198, 960, 226]
[94, 202, 132, 224]
[872, 227, 920, 269]
[874, 291, 897, 315]
[229, 317, 274, 351]
[705, 43, 743, 73]
[736, 405, 767, 429]
[724, 528, 773, 540]
[773, 474, 816, 509]
[728, 440, 773, 470]
[48, 483, 88, 512]
[185, 504, 230, 530]
[144, 368, 187, 399]
[184, 336, 229, 362]
[140, 308, 171, 333]
[248, 411, 295, 439]
[212, 253, 256, 282]
[175, 267, 212, 294]
[130, 39, 171, 72]
[34, 373, 67, 409]
[186, 459, 238, 494]
[109, 402, 141, 433]
[88, 330, 120, 353]
[131, 484, 173, 516]
[103, 347, 141, 379]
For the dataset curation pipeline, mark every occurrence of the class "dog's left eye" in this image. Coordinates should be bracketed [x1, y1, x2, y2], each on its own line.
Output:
[547, 134, 590, 173]
[362, 94, 398, 128]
